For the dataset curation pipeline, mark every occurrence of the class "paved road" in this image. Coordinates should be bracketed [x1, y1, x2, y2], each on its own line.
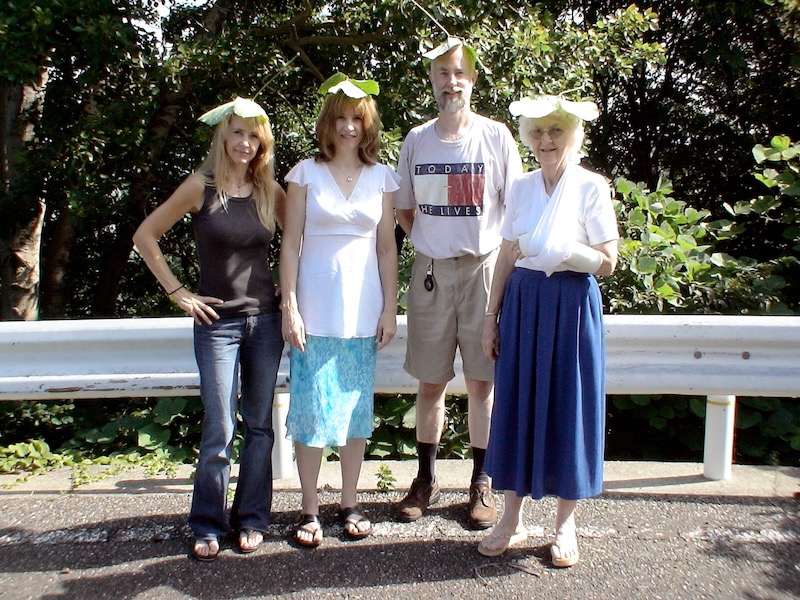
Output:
[0, 461, 797, 599]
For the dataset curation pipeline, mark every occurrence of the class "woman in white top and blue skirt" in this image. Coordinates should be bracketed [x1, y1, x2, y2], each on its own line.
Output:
[478, 96, 619, 567]
[280, 74, 399, 548]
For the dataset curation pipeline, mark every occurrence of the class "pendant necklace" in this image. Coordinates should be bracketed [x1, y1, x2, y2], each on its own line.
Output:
[334, 163, 362, 182]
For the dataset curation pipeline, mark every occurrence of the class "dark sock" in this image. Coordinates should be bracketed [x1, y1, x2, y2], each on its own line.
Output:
[471, 446, 489, 484]
[416, 442, 437, 482]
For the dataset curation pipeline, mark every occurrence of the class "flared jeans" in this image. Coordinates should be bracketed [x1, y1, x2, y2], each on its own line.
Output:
[189, 312, 284, 539]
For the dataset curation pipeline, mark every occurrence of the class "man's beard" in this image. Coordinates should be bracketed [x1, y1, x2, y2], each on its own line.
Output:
[435, 86, 471, 113]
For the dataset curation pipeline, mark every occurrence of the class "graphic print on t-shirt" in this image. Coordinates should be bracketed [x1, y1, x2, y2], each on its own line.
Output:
[414, 162, 485, 217]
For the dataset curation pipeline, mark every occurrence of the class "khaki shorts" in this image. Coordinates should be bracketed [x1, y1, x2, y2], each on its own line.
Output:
[404, 250, 497, 383]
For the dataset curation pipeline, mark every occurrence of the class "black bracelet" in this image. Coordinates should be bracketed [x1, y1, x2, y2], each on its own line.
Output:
[167, 284, 184, 296]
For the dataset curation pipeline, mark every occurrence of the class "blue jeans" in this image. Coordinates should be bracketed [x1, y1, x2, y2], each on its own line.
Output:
[189, 312, 284, 539]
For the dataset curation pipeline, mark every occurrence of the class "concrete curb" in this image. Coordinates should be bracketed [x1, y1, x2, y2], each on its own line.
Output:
[2, 460, 798, 499]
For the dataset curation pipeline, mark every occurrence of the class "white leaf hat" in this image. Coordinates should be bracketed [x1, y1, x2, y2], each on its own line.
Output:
[509, 96, 599, 121]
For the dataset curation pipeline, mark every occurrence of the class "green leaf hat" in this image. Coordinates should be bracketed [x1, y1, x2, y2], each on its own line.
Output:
[319, 73, 380, 99]
[198, 97, 269, 126]
[421, 36, 490, 74]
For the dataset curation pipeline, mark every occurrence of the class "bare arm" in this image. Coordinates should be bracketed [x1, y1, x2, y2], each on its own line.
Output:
[132, 173, 223, 325]
[278, 181, 307, 351]
[593, 239, 619, 277]
[481, 239, 519, 361]
[375, 192, 398, 350]
[395, 207, 415, 237]
[273, 180, 287, 230]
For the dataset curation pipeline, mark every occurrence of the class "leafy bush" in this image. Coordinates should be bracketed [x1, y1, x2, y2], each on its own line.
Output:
[603, 175, 788, 314]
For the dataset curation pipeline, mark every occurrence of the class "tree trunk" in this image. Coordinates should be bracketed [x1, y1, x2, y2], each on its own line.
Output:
[39, 196, 73, 318]
[0, 73, 48, 320]
[0, 199, 45, 319]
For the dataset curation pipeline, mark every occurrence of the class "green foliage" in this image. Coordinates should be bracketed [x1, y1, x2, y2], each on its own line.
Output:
[376, 462, 396, 492]
[0, 396, 204, 488]
[607, 394, 800, 466]
[723, 136, 800, 311]
[606, 395, 705, 461]
[603, 174, 788, 314]
[0, 439, 71, 474]
[366, 394, 471, 461]
[735, 397, 800, 463]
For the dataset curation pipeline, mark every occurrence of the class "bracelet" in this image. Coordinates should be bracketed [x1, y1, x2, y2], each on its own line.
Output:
[167, 284, 184, 296]
[484, 311, 497, 318]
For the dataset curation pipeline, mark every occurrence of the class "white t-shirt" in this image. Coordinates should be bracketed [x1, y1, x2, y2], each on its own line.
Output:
[502, 165, 619, 273]
[286, 158, 400, 337]
[394, 114, 523, 259]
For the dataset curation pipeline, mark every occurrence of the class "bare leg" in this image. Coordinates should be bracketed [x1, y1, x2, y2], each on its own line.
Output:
[339, 438, 366, 508]
[477, 490, 527, 555]
[339, 438, 370, 535]
[294, 442, 323, 545]
[465, 377, 493, 448]
[415, 381, 447, 444]
[551, 498, 579, 567]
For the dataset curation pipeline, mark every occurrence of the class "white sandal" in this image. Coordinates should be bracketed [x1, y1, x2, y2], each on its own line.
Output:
[550, 530, 580, 567]
[477, 528, 528, 557]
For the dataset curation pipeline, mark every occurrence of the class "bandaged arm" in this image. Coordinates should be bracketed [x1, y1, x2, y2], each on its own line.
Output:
[562, 241, 604, 274]
[518, 231, 536, 257]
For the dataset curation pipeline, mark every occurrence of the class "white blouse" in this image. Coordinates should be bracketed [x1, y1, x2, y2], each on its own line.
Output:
[286, 158, 400, 337]
[502, 164, 619, 274]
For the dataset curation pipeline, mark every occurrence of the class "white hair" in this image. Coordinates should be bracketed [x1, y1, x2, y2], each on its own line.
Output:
[518, 111, 587, 163]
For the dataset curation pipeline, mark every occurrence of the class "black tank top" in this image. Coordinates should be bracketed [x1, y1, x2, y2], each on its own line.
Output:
[192, 185, 279, 318]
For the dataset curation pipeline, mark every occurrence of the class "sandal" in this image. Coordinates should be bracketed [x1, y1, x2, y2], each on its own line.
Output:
[238, 528, 264, 554]
[339, 505, 372, 540]
[191, 535, 219, 562]
[294, 514, 323, 548]
[477, 528, 528, 557]
[551, 529, 580, 568]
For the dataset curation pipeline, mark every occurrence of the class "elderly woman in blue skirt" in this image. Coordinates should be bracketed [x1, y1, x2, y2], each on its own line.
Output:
[280, 74, 398, 548]
[477, 96, 619, 567]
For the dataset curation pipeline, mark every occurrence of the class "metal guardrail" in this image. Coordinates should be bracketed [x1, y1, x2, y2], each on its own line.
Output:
[1, 315, 799, 480]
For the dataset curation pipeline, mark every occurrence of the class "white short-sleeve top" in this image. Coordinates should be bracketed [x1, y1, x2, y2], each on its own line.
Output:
[502, 165, 619, 273]
[286, 158, 400, 338]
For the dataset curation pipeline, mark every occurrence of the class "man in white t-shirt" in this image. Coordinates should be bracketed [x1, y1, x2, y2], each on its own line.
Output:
[394, 38, 523, 529]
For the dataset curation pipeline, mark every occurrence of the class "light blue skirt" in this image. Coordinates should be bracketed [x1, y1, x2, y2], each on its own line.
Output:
[286, 335, 376, 448]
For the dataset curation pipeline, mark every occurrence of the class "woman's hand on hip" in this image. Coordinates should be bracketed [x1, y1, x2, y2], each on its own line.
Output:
[173, 289, 222, 325]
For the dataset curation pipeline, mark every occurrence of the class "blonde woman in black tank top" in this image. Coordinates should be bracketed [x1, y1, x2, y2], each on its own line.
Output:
[133, 97, 285, 561]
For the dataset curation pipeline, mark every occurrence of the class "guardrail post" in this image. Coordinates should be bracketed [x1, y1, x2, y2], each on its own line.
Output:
[272, 391, 294, 479]
[703, 395, 736, 480]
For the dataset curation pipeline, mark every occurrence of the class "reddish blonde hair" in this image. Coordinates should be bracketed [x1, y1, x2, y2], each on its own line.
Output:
[315, 93, 381, 165]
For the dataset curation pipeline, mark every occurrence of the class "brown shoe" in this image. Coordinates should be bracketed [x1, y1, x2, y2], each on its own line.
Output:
[396, 477, 440, 522]
[468, 481, 497, 529]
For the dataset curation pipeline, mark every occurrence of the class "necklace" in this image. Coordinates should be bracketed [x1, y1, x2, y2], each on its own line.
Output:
[332, 163, 363, 182]
[233, 179, 248, 196]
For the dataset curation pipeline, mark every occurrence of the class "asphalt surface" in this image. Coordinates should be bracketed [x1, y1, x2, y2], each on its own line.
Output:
[0, 460, 798, 600]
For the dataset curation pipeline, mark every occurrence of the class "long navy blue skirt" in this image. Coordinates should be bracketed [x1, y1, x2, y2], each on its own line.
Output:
[485, 268, 606, 500]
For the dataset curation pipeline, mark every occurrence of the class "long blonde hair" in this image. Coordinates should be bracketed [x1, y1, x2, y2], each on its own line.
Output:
[198, 112, 277, 232]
